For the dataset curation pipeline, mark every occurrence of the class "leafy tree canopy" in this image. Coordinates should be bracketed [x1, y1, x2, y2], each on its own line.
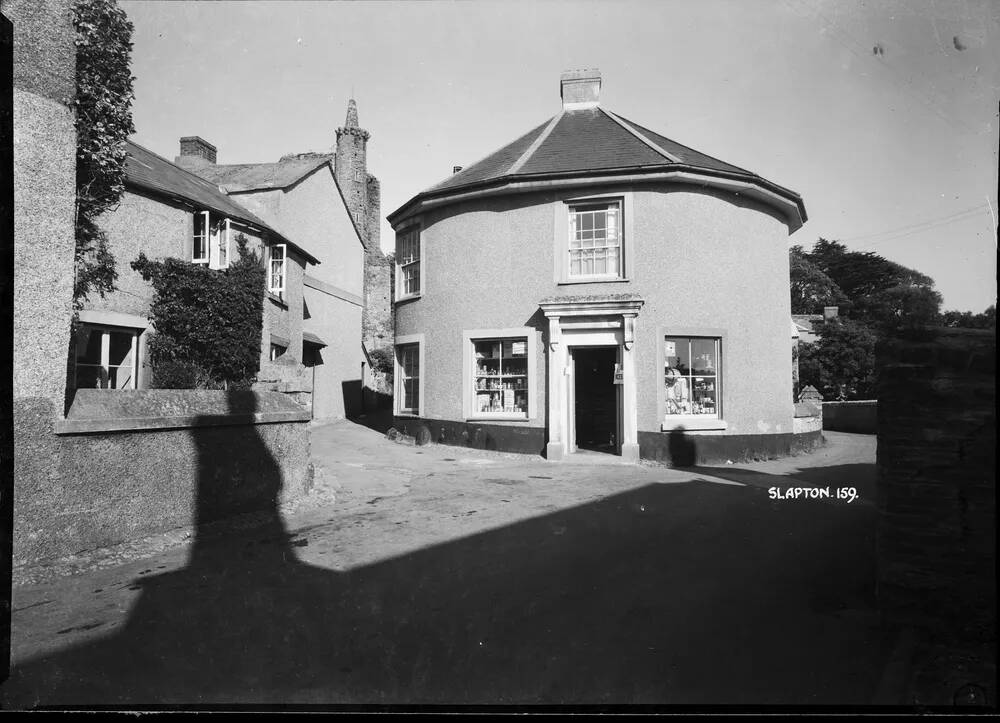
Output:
[797, 318, 878, 400]
[792, 238, 941, 332]
[131, 236, 266, 388]
[941, 305, 996, 329]
[789, 245, 849, 314]
[72, 0, 136, 307]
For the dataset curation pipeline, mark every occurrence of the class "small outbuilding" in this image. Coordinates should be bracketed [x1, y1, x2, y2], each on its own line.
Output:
[387, 69, 813, 464]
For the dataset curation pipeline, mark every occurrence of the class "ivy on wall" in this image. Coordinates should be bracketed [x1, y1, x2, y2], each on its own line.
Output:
[131, 236, 267, 389]
[71, 0, 135, 308]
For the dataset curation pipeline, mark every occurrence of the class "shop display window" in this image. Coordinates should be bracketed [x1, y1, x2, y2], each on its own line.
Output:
[664, 336, 720, 418]
[472, 337, 529, 417]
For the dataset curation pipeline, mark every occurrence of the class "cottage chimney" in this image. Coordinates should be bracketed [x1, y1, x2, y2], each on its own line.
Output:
[453, 165, 463, 174]
[179, 136, 217, 164]
[560, 68, 601, 110]
[823, 306, 839, 320]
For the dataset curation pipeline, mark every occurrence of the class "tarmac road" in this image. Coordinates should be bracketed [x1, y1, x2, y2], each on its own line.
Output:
[2, 423, 895, 708]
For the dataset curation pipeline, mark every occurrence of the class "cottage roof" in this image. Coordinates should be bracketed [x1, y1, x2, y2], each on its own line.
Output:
[188, 153, 334, 193]
[124, 141, 320, 265]
[792, 314, 824, 334]
[389, 80, 807, 231]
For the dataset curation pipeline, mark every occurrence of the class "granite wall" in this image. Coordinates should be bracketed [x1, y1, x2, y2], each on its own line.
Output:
[875, 327, 995, 641]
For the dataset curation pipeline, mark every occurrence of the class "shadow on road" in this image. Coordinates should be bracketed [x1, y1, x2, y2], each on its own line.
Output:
[3, 409, 890, 707]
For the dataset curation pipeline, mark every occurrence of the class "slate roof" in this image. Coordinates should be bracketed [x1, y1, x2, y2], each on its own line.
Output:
[188, 153, 334, 193]
[125, 141, 319, 265]
[397, 106, 804, 226]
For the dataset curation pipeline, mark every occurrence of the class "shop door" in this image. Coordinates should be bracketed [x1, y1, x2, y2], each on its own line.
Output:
[572, 346, 620, 455]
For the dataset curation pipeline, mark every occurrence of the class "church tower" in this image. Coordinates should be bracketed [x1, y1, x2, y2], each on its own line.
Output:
[335, 99, 373, 249]
[334, 98, 393, 354]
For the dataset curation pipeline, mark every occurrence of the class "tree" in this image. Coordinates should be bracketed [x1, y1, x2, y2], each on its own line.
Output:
[797, 318, 878, 401]
[131, 236, 267, 388]
[789, 245, 848, 314]
[941, 305, 996, 329]
[71, 0, 135, 308]
[794, 239, 941, 330]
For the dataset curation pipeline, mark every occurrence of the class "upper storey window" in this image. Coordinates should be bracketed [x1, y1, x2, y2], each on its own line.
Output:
[569, 200, 622, 279]
[268, 243, 287, 298]
[397, 226, 422, 300]
[193, 211, 231, 269]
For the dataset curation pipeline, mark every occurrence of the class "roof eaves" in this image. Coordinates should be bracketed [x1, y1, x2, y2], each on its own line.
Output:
[389, 163, 806, 229]
[124, 176, 320, 266]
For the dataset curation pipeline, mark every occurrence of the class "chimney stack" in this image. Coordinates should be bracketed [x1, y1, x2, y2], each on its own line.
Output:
[823, 306, 839, 320]
[560, 68, 601, 110]
[179, 136, 217, 164]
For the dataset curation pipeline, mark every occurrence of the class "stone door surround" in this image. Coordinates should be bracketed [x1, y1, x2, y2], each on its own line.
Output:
[539, 294, 644, 462]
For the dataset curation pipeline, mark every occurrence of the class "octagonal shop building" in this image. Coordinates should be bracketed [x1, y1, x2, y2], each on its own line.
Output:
[387, 69, 813, 464]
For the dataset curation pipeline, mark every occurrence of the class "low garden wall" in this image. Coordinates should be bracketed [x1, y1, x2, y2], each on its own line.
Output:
[12, 390, 312, 581]
[822, 400, 877, 434]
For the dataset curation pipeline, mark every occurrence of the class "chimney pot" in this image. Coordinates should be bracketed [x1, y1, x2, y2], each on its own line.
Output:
[179, 136, 217, 164]
[453, 165, 463, 174]
[560, 68, 601, 110]
[823, 306, 839, 320]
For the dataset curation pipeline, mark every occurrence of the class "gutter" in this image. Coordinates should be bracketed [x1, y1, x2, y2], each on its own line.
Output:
[124, 178, 321, 265]
[388, 166, 808, 233]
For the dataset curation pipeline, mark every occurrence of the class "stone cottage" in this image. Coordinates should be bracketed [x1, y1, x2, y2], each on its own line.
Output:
[73, 140, 319, 396]
[387, 69, 815, 464]
[178, 99, 394, 418]
[8, 0, 313, 580]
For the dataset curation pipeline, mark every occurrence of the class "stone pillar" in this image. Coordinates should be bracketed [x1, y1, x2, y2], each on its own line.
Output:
[620, 313, 639, 463]
[545, 316, 564, 461]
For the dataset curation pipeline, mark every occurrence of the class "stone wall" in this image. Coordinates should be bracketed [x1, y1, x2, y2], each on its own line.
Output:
[13, 391, 312, 581]
[363, 250, 394, 352]
[876, 327, 995, 641]
[823, 400, 877, 434]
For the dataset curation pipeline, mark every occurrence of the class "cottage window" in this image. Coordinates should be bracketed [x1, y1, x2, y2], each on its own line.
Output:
[397, 343, 421, 415]
[269, 343, 287, 361]
[397, 227, 421, 299]
[193, 210, 210, 263]
[75, 324, 140, 390]
[569, 200, 622, 278]
[211, 218, 231, 269]
[664, 336, 721, 419]
[268, 243, 287, 297]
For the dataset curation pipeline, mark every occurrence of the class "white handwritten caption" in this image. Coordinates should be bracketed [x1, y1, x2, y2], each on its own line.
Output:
[768, 487, 858, 503]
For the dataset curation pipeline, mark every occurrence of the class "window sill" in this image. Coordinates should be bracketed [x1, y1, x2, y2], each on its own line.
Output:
[662, 417, 727, 432]
[557, 276, 630, 286]
[396, 411, 421, 418]
[267, 293, 288, 309]
[465, 414, 529, 422]
[396, 292, 422, 304]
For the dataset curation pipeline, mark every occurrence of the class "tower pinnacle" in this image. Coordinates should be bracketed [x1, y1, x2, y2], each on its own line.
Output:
[345, 98, 359, 129]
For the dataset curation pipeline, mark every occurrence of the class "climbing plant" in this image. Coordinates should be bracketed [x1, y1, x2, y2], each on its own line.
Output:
[131, 235, 267, 389]
[71, 0, 135, 307]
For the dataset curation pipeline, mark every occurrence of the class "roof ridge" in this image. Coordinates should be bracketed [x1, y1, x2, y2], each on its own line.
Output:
[127, 139, 232, 193]
[507, 110, 565, 176]
[613, 113, 757, 176]
[599, 108, 681, 163]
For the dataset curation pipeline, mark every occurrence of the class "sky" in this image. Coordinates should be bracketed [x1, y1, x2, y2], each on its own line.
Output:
[122, 0, 999, 313]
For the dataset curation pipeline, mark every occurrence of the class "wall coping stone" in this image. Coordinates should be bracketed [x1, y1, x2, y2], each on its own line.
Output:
[55, 389, 310, 435]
